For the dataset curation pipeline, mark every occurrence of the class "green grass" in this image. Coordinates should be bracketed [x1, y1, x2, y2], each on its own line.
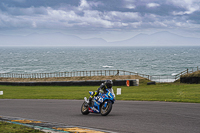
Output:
[0, 86, 94, 99]
[0, 82, 200, 103]
[0, 121, 44, 133]
[116, 83, 200, 103]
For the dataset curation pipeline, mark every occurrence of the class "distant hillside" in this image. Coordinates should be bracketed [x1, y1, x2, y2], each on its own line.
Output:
[0, 33, 107, 46]
[111, 31, 200, 46]
[0, 31, 200, 46]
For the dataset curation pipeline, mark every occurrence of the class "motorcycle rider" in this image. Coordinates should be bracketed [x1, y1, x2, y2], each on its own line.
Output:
[88, 80, 114, 106]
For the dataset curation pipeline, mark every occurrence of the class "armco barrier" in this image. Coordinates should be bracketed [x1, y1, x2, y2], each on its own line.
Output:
[0, 79, 139, 86]
[180, 77, 200, 84]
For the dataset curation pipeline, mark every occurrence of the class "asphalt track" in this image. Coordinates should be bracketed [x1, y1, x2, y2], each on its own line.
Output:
[0, 99, 200, 133]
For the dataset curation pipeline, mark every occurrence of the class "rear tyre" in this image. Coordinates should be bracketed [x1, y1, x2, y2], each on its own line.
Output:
[81, 102, 89, 115]
[100, 101, 112, 116]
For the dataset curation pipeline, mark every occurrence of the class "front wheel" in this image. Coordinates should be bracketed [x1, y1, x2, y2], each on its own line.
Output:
[100, 101, 112, 116]
[81, 102, 89, 115]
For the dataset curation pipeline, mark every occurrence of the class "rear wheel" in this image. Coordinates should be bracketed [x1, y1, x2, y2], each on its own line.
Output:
[100, 101, 112, 116]
[81, 102, 89, 115]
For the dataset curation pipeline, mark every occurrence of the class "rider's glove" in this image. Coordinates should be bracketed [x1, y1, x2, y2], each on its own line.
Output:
[89, 91, 94, 96]
[99, 89, 104, 93]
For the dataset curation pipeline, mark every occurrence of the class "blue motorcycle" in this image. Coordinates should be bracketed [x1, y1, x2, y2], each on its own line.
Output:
[81, 89, 115, 116]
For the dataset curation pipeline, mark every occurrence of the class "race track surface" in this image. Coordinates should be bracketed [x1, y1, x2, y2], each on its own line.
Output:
[0, 99, 200, 133]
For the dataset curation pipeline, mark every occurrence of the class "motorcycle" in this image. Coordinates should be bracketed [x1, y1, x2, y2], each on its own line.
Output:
[81, 89, 115, 116]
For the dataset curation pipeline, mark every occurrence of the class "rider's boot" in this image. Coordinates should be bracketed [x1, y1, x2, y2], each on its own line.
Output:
[88, 91, 97, 106]
[88, 97, 93, 106]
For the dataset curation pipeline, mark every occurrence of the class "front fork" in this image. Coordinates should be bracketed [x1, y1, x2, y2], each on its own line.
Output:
[102, 101, 108, 109]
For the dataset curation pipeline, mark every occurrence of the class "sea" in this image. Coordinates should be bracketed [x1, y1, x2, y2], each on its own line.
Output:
[0, 46, 200, 81]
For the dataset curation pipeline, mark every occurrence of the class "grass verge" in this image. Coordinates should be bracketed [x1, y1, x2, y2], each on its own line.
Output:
[0, 81, 200, 103]
[0, 121, 44, 133]
[181, 70, 200, 77]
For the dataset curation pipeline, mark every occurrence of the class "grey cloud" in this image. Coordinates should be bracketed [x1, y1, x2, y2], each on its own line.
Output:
[188, 11, 200, 24]
[0, 0, 80, 8]
[1, 4, 48, 16]
[0, 0, 200, 33]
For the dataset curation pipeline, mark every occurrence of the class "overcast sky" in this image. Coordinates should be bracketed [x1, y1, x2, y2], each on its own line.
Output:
[0, 0, 200, 41]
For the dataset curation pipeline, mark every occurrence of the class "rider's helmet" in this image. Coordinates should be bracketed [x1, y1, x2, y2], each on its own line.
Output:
[105, 80, 113, 88]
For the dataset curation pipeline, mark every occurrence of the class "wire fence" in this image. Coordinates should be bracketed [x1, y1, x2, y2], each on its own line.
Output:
[150, 66, 199, 83]
[0, 67, 199, 83]
[150, 75, 176, 83]
[0, 70, 150, 80]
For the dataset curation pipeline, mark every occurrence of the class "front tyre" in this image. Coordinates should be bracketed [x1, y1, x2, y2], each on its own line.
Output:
[81, 102, 89, 115]
[100, 101, 112, 116]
